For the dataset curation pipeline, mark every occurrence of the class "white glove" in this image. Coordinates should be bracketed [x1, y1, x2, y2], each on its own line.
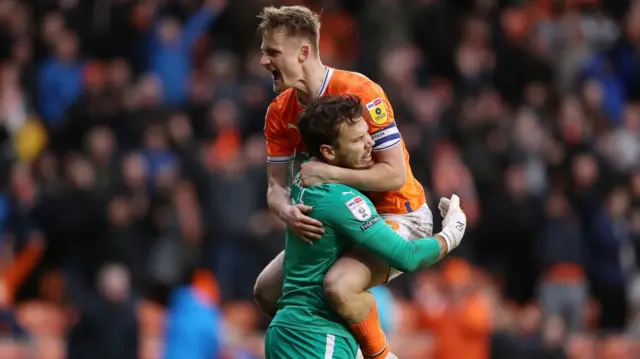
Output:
[436, 194, 466, 254]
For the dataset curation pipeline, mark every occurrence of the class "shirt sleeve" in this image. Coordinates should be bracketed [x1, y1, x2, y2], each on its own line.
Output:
[357, 84, 401, 152]
[264, 103, 295, 164]
[324, 191, 441, 272]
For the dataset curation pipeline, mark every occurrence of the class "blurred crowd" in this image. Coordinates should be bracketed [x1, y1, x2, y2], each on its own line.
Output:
[0, 0, 639, 358]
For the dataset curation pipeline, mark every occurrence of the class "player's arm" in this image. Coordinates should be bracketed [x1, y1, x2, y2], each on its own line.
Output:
[264, 104, 324, 241]
[328, 136, 406, 191]
[358, 222, 447, 272]
[303, 91, 406, 191]
[327, 193, 466, 272]
[266, 162, 291, 219]
[264, 104, 295, 218]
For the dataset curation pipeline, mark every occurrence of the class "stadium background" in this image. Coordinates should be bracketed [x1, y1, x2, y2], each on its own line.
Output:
[0, 0, 639, 358]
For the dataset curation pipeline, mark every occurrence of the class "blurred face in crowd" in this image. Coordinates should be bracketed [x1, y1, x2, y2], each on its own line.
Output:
[54, 31, 78, 62]
[244, 135, 267, 167]
[66, 157, 95, 190]
[168, 112, 193, 144]
[107, 59, 132, 89]
[88, 127, 115, 164]
[210, 98, 238, 130]
[321, 117, 375, 170]
[559, 97, 587, 144]
[504, 165, 528, 198]
[545, 192, 570, 219]
[607, 188, 630, 219]
[37, 151, 58, 183]
[10, 162, 35, 205]
[41, 12, 64, 46]
[514, 108, 543, 153]
[571, 153, 599, 189]
[260, 28, 311, 93]
[144, 125, 168, 151]
[107, 196, 131, 227]
[159, 17, 180, 44]
[99, 264, 130, 303]
[12, 36, 32, 63]
[122, 153, 147, 188]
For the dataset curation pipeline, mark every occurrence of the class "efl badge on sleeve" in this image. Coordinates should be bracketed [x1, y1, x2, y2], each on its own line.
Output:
[345, 196, 373, 221]
[365, 98, 388, 125]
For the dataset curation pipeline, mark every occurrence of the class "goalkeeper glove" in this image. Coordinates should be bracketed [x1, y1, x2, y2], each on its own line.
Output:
[437, 194, 467, 254]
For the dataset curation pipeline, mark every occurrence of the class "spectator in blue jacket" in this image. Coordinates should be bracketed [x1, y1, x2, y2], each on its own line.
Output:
[37, 30, 84, 125]
[163, 269, 223, 359]
[147, 0, 227, 105]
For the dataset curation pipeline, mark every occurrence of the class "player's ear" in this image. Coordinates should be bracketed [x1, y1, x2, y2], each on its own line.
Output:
[299, 43, 311, 63]
[319, 144, 335, 161]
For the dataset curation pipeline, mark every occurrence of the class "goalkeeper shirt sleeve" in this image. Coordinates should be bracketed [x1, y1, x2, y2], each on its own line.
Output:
[325, 191, 442, 272]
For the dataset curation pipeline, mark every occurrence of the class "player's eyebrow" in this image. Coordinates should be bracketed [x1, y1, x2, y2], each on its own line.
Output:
[261, 46, 281, 54]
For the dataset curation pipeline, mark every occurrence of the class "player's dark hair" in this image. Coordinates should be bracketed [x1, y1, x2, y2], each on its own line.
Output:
[298, 94, 364, 159]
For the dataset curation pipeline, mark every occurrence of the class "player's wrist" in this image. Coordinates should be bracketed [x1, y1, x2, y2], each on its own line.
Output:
[275, 203, 294, 222]
[324, 165, 341, 184]
[430, 235, 449, 259]
[438, 212, 467, 254]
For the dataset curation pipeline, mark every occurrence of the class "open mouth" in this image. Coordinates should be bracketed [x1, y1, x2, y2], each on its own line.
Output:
[363, 152, 372, 161]
[270, 69, 283, 82]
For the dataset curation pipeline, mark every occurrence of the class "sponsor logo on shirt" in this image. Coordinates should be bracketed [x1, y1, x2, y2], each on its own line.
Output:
[360, 216, 380, 231]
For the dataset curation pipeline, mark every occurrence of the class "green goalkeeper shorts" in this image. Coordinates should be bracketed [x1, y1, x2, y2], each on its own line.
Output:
[265, 326, 358, 359]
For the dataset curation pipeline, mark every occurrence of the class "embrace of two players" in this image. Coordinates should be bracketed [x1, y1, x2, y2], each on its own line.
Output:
[253, 5, 468, 359]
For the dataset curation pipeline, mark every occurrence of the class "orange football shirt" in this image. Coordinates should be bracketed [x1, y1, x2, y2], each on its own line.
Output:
[264, 68, 425, 215]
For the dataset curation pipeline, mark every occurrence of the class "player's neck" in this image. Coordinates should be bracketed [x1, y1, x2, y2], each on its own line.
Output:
[295, 59, 328, 107]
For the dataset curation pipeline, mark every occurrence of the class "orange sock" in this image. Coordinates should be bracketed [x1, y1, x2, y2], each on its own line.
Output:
[350, 302, 390, 358]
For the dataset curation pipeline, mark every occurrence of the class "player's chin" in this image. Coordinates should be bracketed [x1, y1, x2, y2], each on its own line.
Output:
[273, 80, 288, 93]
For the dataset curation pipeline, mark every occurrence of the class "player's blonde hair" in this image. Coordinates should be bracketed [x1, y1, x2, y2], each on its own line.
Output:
[257, 5, 321, 54]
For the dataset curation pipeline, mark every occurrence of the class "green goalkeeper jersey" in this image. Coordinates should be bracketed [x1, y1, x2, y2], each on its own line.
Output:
[269, 168, 443, 339]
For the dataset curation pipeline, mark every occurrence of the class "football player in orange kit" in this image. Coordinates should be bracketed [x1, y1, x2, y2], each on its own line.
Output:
[254, 5, 433, 359]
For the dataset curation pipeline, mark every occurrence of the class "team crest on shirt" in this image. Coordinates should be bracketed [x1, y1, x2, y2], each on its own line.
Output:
[365, 98, 387, 125]
[345, 196, 372, 221]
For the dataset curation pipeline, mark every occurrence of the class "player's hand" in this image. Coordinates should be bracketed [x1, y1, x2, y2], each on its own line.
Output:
[281, 203, 325, 244]
[436, 194, 466, 253]
[299, 161, 334, 187]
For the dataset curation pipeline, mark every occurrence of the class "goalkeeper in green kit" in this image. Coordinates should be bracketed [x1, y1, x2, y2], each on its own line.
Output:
[264, 94, 467, 359]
